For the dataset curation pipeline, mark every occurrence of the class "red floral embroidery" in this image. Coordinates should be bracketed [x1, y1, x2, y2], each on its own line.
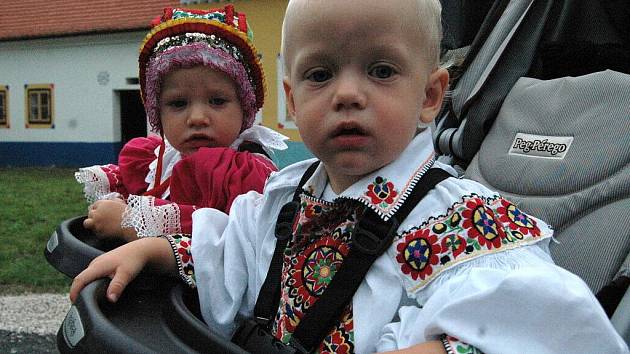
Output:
[177, 239, 192, 264]
[305, 203, 324, 219]
[441, 234, 467, 257]
[365, 176, 398, 206]
[178, 248, 190, 264]
[396, 195, 548, 289]
[291, 236, 349, 300]
[273, 199, 357, 350]
[167, 235, 195, 283]
[396, 228, 441, 280]
[275, 301, 301, 339]
[496, 199, 541, 237]
[462, 197, 505, 249]
[321, 331, 352, 354]
[318, 305, 354, 354]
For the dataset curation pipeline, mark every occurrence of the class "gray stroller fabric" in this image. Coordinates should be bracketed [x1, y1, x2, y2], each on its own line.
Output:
[465, 70, 630, 294]
[435, 0, 553, 165]
[435, 0, 630, 168]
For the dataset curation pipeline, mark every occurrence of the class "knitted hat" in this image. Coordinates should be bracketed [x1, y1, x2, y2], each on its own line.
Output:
[139, 5, 265, 133]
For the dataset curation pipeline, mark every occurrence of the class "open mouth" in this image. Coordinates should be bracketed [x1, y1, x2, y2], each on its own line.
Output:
[335, 127, 365, 136]
[329, 123, 371, 148]
[331, 123, 368, 137]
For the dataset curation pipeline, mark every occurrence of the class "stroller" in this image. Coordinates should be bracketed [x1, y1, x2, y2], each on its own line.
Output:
[45, 0, 630, 352]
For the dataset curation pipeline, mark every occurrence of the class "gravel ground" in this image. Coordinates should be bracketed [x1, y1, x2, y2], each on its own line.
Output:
[0, 330, 58, 354]
[0, 293, 70, 353]
[0, 293, 70, 335]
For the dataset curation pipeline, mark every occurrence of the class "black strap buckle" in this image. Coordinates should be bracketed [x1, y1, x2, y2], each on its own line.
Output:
[275, 201, 300, 240]
[254, 316, 270, 326]
[352, 209, 400, 256]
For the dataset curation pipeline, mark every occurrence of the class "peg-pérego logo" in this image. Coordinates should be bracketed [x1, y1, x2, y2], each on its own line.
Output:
[509, 133, 573, 159]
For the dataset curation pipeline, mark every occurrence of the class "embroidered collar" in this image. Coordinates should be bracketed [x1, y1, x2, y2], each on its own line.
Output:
[302, 129, 438, 221]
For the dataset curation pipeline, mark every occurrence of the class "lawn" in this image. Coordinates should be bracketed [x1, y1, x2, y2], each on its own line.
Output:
[0, 167, 87, 294]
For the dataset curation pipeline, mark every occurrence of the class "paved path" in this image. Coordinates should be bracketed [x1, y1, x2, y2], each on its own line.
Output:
[0, 293, 70, 353]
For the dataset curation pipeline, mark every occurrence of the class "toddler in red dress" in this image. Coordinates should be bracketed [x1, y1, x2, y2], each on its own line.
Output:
[75, 5, 286, 241]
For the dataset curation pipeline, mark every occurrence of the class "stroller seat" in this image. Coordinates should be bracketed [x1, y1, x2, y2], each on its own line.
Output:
[463, 69, 630, 340]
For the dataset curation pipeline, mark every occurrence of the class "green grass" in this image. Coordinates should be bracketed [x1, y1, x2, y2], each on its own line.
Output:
[0, 167, 87, 294]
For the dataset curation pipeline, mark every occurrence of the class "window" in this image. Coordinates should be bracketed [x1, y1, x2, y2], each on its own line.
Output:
[25, 84, 54, 128]
[0, 85, 7, 128]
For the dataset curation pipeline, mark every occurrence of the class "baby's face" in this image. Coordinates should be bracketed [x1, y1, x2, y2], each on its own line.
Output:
[159, 66, 243, 156]
[283, 0, 447, 192]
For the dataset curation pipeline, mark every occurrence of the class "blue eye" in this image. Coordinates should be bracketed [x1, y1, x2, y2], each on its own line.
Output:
[167, 99, 187, 108]
[210, 98, 227, 106]
[369, 65, 396, 79]
[306, 69, 332, 83]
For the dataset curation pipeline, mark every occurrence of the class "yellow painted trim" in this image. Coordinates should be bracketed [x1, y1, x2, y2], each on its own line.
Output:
[24, 83, 55, 129]
[0, 85, 9, 129]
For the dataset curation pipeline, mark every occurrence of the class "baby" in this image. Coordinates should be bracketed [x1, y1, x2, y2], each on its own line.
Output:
[75, 5, 286, 242]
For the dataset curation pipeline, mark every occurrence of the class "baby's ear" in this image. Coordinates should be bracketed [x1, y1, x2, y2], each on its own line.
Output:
[283, 78, 297, 120]
[420, 68, 449, 124]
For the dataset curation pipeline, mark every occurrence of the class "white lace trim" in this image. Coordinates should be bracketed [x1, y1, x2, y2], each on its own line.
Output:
[145, 139, 181, 199]
[121, 195, 182, 237]
[230, 125, 289, 156]
[75, 166, 112, 204]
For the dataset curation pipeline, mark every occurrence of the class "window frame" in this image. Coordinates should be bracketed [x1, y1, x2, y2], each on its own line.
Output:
[0, 85, 8, 128]
[25, 83, 55, 128]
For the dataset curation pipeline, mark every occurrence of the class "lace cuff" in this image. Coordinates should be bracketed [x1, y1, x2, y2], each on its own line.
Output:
[441, 334, 483, 354]
[121, 195, 182, 237]
[163, 234, 195, 287]
[75, 165, 119, 204]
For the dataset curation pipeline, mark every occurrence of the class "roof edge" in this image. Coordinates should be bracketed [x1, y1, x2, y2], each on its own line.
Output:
[0, 27, 150, 43]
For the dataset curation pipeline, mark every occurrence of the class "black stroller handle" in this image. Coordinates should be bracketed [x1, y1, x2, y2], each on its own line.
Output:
[57, 276, 247, 353]
[47, 216, 249, 353]
[58, 279, 155, 353]
[44, 216, 125, 278]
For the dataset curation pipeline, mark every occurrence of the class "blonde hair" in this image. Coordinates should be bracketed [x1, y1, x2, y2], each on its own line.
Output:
[414, 0, 443, 68]
[281, 0, 443, 71]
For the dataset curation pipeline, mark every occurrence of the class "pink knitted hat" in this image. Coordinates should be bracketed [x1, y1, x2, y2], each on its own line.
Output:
[139, 6, 265, 133]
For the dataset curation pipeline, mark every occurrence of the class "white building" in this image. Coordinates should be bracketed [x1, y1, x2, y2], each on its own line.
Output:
[0, 31, 150, 166]
[0, 0, 313, 167]
[0, 0, 185, 166]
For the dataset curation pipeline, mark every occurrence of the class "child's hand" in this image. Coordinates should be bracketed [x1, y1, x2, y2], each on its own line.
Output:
[70, 237, 174, 303]
[83, 199, 129, 239]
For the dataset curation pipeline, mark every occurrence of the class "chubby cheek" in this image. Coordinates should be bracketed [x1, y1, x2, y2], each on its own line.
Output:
[179, 149, 196, 157]
[170, 141, 191, 156]
[294, 120, 323, 155]
[162, 128, 186, 154]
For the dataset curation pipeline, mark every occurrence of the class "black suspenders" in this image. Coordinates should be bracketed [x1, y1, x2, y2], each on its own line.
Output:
[239, 162, 450, 353]
[253, 161, 320, 327]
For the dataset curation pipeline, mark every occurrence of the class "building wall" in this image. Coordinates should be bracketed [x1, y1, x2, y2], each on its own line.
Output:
[0, 32, 145, 166]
